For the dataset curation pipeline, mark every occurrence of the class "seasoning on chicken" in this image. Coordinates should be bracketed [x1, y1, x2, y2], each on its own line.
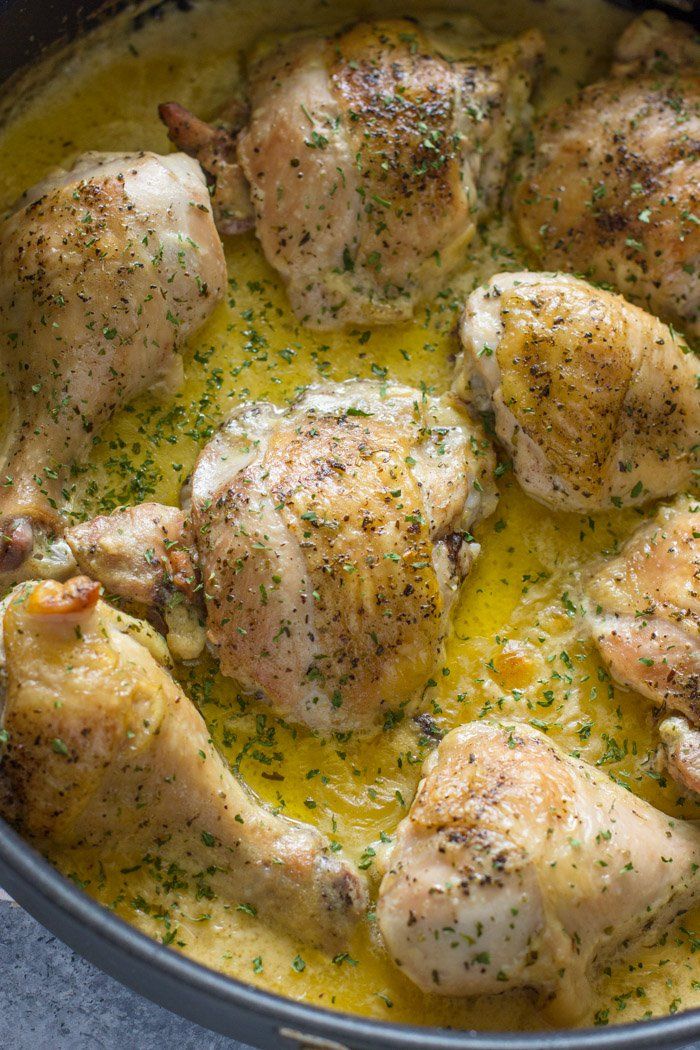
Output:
[0, 151, 226, 577]
[586, 496, 700, 794]
[160, 17, 544, 327]
[454, 272, 699, 511]
[188, 380, 496, 735]
[60, 380, 495, 734]
[377, 720, 700, 1019]
[514, 12, 700, 344]
[0, 577, 366, 951]
[65, 502, 203, 660]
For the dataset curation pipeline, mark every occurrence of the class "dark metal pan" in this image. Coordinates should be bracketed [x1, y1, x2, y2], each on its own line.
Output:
[2, 818, 699, 1050]
[0, 1, 698, 1047]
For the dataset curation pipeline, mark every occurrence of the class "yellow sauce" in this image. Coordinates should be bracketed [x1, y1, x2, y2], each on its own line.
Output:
[0, 0, 698, 1032]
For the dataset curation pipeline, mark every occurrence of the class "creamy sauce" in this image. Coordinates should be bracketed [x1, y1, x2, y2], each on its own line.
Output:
[0, 0, 698, 1032]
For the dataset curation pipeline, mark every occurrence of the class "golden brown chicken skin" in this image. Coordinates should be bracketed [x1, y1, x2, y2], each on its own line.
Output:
[0, 151, 225, 577]
[161, 16, 544, 327]
[189, 380, 497, 735]
[455, 272, 699, 512]
[514, 14, 700, 344]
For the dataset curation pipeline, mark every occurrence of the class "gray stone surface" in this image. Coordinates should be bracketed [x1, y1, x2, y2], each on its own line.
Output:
[0, 900, 252, 1049]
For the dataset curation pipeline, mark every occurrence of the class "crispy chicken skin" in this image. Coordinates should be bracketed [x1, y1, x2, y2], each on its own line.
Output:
[0, 151, 225, 577]
[0, 577, 366, 951]
[454, 272, 699, 512]
[377, 720, 700, 1020]
[161, 17, 544, 327]
[189, 380, 497, 735]
[514, 13, 700, 344]
[586, 497, 700, 793]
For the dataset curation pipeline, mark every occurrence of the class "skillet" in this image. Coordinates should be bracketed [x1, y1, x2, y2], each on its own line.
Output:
[0, 1, 699, 1046]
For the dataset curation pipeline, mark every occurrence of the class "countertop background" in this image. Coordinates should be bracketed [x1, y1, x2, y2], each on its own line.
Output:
[0, 897, 248, 1049]
[2, 893, 699, 1050]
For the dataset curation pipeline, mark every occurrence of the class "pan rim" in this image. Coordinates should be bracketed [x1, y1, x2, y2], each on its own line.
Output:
[1, 817, 699, 1050]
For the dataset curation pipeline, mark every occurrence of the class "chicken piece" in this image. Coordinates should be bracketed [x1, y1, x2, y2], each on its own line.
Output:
[586, 497, 699, 713]
[189, 380, 497, 735]
[66, 503, 197, 607]
[660, 717, 700, 796]
[0, 151, 226, 577]
[612, 11, 700, 76]
[65, 503, 204, 661]
[161, 17, 544, 327]
[0, 577, 366, 951]
[61, 379, 496, 729]
[158, 100, 254, 235]
[454, 272, 699, 512]
[377, 720, 700, 1020]
[514, 16, 700, 343]
[585, 497, 700, 793]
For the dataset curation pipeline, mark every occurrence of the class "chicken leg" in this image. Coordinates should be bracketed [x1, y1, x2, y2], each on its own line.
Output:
[0, 576, 366, 951]
[377, 720, 700, 1020]
[64, 501, 204, 660]
[0, 151, 226, 576]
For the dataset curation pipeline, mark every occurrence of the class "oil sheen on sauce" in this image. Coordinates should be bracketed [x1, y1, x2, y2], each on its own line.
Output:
[0, 0, 698, 1032]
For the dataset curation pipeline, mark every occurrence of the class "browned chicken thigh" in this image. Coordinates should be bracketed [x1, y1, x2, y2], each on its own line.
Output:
[0, 577, 366, 950]
[188, 380, 496, 734]
[65, 381, 497, 735]
[161, 17, 544, 327]
[514, 13, 700, 344]
[586, 497, 700, 793]
[0, 151, 226, 577]
[454, 272, 699, 511]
